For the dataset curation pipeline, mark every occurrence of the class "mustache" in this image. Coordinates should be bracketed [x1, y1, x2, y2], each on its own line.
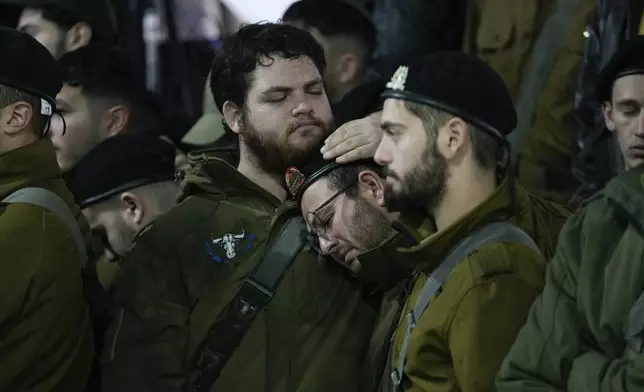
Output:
[381, 166, 399, 180]
[289, 118, 326, 132]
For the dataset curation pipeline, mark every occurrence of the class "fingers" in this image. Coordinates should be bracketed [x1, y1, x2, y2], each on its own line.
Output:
[322, 135, 368, 160]
[335, 144, 376, 164]
[322, 125, 352, 152]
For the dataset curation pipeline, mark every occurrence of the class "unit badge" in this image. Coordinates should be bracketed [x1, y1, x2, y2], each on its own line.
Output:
[205, 228, 255, 263]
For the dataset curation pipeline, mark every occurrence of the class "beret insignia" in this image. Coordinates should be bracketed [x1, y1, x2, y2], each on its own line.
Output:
[285, 166, 306, 197]
[386, 65, 409, 91]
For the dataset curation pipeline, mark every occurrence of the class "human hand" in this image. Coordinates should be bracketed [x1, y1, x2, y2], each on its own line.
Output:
[321, 112, 383, 164]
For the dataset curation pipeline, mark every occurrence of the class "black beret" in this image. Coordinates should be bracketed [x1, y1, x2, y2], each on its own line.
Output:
[595, 36, 644, 102]
[381, 51, 517, 140]
[285, 143, 373, 203]
[332, 79, 385, 126]
[64, 133, 176, 208]
[0, 26, 61, 110]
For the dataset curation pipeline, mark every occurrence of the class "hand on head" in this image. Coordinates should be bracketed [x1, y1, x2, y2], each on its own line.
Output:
[321, 111, 382, 164]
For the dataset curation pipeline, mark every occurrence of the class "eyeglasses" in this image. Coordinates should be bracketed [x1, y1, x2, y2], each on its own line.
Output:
[305, 181, 357, 239]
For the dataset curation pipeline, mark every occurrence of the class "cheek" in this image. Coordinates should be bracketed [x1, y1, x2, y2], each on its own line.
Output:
[248, 107, 284, 133]
[310, 96, 333, 122]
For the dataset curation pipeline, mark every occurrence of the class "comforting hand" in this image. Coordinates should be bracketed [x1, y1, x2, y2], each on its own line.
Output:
[321, 112, 383, 164]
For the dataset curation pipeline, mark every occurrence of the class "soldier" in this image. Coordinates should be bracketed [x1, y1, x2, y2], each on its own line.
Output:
[364, 52, 568, 392]
[282, 0, 376, 103]
[64, 133, 177, 287]
[1, 0, 118, 58]
[49, 44, 150, 171]
[101, 22, 377, 392]
[497, 35, 644, 392]
[0, 26, 93, 391]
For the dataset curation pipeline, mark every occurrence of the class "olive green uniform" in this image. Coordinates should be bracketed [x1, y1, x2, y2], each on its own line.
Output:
[0, 139, 94, 392]
[358, 181, 570, 392]
[102, 153, 377, 392]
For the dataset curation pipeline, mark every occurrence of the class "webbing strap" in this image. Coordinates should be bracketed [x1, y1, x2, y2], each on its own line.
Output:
[193, 216, 307, 392]
[2, 187, 87, 268]
[390, 222, 541, 390]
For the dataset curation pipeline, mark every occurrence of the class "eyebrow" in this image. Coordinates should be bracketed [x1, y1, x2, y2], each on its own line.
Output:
[615, 99, 641, 107]
[260, 78, 324, 95]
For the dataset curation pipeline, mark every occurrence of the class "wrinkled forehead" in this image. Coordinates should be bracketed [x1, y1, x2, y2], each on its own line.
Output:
[612, 74, 644, 104]
[247, 55, 323, 95]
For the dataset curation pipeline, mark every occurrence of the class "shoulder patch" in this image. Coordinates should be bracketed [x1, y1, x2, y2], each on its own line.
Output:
[205, 228, 255, 263]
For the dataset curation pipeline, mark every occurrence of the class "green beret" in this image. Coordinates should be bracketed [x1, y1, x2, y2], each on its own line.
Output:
[595, 36, 644, 102]
[64, 133, 176, 208]
[0, 26, 61, 110]
[381, 52, 517, 141]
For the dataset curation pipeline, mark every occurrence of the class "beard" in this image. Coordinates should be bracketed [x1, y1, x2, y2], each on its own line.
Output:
[383, 140, 448, 213]
[243, 114, 332, 174]
[349, 196, 394, 250]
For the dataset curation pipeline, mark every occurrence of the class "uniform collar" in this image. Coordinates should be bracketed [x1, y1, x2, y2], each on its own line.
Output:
[360, 180, 514, 275]
[179, 148, 282, 206]
[0, 139, 62, 199]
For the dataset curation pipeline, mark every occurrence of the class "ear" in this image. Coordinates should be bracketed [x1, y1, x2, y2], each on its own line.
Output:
[437, 117, 468, 160]
[602, 102, 616, 132]
[103, 104, 131, 137]
[64, 22, 93, 52]
[222, 101, 244, 135]
[120, 192, 145, 227]
[2, 101, 33, 135]
[357, 170, 386, 206]
[336, 52, 360, 85]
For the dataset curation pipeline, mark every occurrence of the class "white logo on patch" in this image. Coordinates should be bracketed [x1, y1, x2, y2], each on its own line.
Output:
[211, 230, 246, 259]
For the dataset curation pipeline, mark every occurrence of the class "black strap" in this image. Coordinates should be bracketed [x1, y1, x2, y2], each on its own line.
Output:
[193, 216, 307, 391]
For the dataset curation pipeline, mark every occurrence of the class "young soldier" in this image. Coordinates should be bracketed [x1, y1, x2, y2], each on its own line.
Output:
[101, 22, 376, 392]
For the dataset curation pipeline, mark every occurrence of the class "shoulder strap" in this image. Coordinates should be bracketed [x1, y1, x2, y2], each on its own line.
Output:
[390, 222, 541, 390]
[2, 187, 87, 268]
[193, 215, 307, 392]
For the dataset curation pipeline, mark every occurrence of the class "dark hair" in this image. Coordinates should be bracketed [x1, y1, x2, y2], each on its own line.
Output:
[210, 22, 326, 114]
[40, 5, 114, 44]
[282, 0, 376, 58]
[58, 44, 150, 132]
[404, 101, 499, 170]
[326, 161, 383, 198]
[0, 84, 48, 136]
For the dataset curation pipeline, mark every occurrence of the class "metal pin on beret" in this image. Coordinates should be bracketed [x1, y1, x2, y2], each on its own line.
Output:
[286, 144, 340, 203]
[381, 52, 518, 141]
[286, 143, 374, 204]
[595, 36, 644, 102]
[64, 133, 177, 208]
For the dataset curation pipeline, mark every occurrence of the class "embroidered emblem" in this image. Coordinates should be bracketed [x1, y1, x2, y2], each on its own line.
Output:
[285, 166, 306, 197]
[205, 229, 255, 263]
[386, 65, 409, 91]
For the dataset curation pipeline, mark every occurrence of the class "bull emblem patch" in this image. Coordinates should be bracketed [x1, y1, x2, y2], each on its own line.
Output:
[205, 228, 255, 263]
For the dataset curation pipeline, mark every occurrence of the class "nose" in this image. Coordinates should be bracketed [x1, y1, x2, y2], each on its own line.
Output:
[48, 113, 65, 138]
[637, 112, 644, 137]
[318, 236, 335, 255]
[374, 134, 393, 166]
[292, 97, 315, 117]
